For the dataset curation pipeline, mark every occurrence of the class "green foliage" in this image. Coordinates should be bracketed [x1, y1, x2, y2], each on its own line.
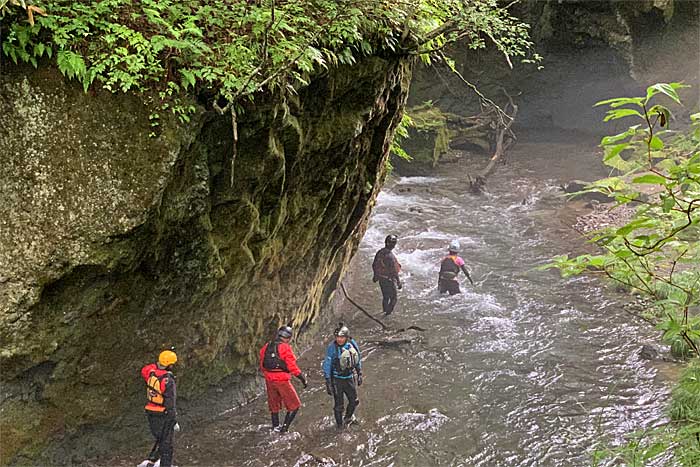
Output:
[390, 112, 415, 163]
[545, 83, 700, 465]
[671, 361, 700, 422]
[1, 0, 535, 122]
[591, 423, 700, 467]
[549, 82, 700, 354]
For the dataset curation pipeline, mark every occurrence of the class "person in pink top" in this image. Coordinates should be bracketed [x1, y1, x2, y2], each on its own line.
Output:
[438, 240, 474, 295]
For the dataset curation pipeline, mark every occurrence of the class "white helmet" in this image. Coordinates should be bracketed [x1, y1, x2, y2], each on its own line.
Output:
[334, 323, 350, 337]
[449, 240, 460, 253]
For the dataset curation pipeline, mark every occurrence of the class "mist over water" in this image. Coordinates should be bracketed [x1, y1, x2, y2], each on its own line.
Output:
[110, 132, 677, 467]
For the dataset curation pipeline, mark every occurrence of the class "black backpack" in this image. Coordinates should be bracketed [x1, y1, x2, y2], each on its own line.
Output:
[262, 341, 289, 372]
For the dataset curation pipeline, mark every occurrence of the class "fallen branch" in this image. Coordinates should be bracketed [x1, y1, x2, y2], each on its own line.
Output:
[230, 107, 238, 187]
[469, 89, 518, 194]
[340, 282, 387, 330]
[212, 104, 239, 187]
[438, 51, 511, 126]
[339, 282, 427, 333]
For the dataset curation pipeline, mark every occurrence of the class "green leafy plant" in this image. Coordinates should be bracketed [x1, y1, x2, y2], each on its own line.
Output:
[1, 0, 536, 123]
[545, 82, 700, 355]
[544, 83, 700, 465]
[390, 112, 415, 162]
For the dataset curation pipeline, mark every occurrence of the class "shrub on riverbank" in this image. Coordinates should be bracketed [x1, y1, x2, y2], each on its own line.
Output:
[546, 82, 700, 464]
[671, 361, 700, 422]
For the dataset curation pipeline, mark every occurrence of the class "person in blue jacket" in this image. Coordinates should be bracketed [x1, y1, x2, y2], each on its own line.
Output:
[323, 323, 363, 430]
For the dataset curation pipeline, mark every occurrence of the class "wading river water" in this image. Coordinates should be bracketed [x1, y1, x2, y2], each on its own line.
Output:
[109, 131, 677, 467]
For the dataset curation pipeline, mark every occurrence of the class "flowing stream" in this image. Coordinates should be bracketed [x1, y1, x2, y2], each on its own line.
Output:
[110, 131, 677, 467]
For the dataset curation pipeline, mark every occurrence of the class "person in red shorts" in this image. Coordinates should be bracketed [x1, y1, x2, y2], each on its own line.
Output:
[259, 326, 307, 433]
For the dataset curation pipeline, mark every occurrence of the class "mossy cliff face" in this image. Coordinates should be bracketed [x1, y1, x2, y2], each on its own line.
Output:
[0, 55, 411, 464]
[393, 103, 490, 172]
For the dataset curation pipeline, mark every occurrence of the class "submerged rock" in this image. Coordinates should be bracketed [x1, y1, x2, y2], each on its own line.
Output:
[369, 329, 424, 348]
[639, 344, 660, 361]
[561, 180, 613, 203]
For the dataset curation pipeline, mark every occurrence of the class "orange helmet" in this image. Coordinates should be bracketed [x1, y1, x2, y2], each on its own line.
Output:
[158, 350, 177, 367]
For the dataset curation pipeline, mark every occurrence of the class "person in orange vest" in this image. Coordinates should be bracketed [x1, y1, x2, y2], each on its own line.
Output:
[372, 234, 402, 315]
[438, 240, 474, 295]
[259, 326, 307, 433]
[140, 350, 178, 467]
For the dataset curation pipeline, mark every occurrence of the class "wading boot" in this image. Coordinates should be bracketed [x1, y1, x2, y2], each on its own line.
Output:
[271, 413, 280, 432]
[278, 409, 297, 433]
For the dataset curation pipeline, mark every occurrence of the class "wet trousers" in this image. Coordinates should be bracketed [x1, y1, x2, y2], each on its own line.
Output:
[332, 377, 358, 427]
[438, 279, 460, 295]
[147, 412, 175, 467]
[378, 278, 398, 315]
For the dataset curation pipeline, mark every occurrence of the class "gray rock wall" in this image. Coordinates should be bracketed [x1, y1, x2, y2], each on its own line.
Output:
[0, 55, 412, 463]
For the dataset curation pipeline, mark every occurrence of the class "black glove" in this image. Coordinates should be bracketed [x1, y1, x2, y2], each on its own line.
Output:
[296, 373, 308, 389]
[325, 379, 333, 396]
[397, 280, 403, 290]
[357, 372, 363, 386]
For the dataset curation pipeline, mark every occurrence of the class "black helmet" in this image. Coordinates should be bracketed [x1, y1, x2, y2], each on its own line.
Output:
[334, 323, 350, 337]
[385, 234, 398, 248]
[277, 326, 293, 339]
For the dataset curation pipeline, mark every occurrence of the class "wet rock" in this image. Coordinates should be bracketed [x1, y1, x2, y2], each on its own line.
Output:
[573, 201, 635, 233]
[370, 329, 423, 348]
[639, 344, 660, 360]
[561, 180, 613, 203]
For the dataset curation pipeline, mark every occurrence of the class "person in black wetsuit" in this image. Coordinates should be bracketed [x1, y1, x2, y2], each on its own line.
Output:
[372, 234, 402, 315]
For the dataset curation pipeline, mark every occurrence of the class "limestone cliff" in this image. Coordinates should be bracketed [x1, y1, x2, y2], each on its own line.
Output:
[0, 55, 411, 463]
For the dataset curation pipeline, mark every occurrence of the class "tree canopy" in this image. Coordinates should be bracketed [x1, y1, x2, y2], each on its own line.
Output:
[2, 0, 535, 119]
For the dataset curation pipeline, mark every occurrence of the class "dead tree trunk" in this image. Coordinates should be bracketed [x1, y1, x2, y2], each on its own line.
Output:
[469, 90, 518, 194]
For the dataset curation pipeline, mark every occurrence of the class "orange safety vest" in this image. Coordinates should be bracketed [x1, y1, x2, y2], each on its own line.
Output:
[145, 371, 169, 413]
